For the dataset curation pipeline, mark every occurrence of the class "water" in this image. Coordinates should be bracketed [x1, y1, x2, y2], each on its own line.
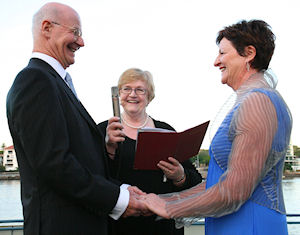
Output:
[0, 180, 22, 220]
[0, 178, 299, 234]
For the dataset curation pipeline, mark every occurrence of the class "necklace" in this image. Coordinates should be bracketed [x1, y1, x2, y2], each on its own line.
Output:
[121, 114, 149, 129]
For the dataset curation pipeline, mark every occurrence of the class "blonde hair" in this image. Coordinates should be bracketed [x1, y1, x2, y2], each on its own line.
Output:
[118, 68, 155, 102]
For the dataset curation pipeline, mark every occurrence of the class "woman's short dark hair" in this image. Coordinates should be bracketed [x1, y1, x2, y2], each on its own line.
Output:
[216, 20, 275, 71]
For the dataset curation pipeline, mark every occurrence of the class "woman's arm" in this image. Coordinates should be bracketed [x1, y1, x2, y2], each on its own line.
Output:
[146, 92, 278, 219]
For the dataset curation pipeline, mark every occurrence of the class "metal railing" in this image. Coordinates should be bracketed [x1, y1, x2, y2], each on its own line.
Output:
[0, 220, 23, 235]
[1, 214, 299, 233]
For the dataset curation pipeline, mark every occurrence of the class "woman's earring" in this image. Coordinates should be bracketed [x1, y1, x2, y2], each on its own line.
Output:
[246, 62, 250, 72]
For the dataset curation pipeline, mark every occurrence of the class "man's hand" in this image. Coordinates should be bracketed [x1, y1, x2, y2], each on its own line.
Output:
[122, 186, 151, 217]
[128, 186, 146, 197]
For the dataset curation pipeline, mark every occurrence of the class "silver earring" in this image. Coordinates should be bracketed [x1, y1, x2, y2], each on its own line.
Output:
[246, 62, 250, 72]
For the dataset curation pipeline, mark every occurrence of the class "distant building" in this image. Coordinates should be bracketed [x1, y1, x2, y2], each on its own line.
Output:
[285, 143, 300, 171]
[3, 145, 18, 171]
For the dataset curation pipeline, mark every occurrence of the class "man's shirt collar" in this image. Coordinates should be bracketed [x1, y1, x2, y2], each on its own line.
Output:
[31, 52, 67, 79]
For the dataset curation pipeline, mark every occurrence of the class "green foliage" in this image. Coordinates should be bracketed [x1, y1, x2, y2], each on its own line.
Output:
[191, 149, 210, 166]
[0, 165, 5, 172]
[293, 145, 300, 157]
[1, 143, 5, 150]
[0, 143, 6, 155]
[284, 162, 293, 171]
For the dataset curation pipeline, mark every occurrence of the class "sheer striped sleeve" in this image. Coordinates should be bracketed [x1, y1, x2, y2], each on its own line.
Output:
[160, 91, 278, 224]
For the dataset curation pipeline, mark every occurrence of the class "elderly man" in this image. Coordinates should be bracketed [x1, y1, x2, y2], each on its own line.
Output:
[6, 2, 146, 235]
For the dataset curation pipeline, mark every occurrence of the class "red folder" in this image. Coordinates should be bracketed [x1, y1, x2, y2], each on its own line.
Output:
[134, 121, 210, 170]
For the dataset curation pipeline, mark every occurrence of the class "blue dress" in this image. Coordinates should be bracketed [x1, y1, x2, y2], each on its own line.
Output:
[205, 88, 290, 235]
[205, 158, 288, 235]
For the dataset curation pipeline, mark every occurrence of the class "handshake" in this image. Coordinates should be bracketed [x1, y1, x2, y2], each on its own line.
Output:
[122, 186, 170, 219]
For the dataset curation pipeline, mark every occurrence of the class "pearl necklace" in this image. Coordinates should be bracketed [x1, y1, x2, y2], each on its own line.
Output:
[121, 114, 149, 129]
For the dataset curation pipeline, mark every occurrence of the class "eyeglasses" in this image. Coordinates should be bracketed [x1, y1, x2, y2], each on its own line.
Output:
[51, 21, 82, 38]
[120, 87, 147, 95]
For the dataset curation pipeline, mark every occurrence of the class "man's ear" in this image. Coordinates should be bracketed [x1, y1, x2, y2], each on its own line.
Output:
[245, 45, 256, 62]
[41, 20, 52, 38]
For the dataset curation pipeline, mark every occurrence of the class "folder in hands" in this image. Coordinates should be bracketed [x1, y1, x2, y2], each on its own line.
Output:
[134, 120, 210, 170]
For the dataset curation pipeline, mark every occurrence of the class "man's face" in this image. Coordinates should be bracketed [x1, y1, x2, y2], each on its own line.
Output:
[47, 12, 84, 68]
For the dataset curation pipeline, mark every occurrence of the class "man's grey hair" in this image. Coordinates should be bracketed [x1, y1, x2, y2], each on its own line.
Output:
[31, 4, 59, 39]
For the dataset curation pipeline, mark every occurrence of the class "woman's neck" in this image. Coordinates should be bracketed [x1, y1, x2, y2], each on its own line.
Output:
[121, 111, 154, 140]
[122, 111, 147, 122]
[121, 111, 149, 129]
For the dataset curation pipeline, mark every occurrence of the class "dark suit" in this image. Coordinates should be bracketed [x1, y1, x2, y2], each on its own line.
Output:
[6, 58, 120, 235]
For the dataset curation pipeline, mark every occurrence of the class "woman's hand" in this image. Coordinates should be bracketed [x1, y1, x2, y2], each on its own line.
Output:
[105, 117, 126, 159]
[157, 157, 186, 185]
[142, 193, 170, 218]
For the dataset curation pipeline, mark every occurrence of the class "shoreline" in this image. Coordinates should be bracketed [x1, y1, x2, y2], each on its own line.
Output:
[198, 167, 300, 179]
[0, 171, 299, 180]
[283, 171, 300, 178]
[0, 172, 20, 180]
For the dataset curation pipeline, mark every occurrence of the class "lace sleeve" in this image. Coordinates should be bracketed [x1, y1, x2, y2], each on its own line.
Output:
[162, 91, 278, 222]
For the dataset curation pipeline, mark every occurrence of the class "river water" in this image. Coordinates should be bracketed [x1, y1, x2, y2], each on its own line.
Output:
[0, 178, 299, 234]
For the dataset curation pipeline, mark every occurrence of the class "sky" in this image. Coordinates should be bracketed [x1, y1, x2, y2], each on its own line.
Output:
[0, 0, 299, 149]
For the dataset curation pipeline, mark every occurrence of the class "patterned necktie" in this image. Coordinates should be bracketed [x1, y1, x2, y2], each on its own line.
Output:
[64, 73, 78, 99]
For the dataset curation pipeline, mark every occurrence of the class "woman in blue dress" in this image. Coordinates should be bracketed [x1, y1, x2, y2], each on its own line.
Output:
[143, 20, 292, 235]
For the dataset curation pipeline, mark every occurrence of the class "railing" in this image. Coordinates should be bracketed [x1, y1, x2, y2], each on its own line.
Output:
[1, 214, 300, 234]
[0, 220, 23, 235]
[287, 214, 300, 224]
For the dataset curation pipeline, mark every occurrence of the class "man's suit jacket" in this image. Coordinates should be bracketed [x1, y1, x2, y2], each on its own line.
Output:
[6, 58, 120, 235]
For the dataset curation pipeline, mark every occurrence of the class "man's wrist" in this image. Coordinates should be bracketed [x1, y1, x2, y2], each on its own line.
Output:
[109, 184, 130, 220]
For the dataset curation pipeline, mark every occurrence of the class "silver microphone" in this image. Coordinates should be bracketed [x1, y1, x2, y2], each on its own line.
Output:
[111, 86, 121, 121]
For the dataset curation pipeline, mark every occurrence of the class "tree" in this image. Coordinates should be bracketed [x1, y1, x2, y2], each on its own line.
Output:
[284, 162, 292, 171]
[0, 143, 5, 155]
[191, 149, 210, 166]
[293, 145, 300, 157]
[0, 165, 5, 172]
[1, 143, 5, 149]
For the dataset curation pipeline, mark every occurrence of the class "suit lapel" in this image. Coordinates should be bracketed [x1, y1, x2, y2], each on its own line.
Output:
[60, 78, 100, 133]
[29, 58, 101, 135]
